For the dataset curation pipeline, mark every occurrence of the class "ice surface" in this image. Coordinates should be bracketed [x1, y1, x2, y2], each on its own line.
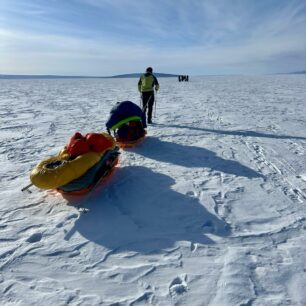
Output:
[1, 75, 306, 305]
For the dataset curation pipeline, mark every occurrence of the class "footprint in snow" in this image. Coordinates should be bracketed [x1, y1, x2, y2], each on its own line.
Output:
[297, 175, 306, 182]
[26, 232, 43, 243]
[169, 275, 188, 296]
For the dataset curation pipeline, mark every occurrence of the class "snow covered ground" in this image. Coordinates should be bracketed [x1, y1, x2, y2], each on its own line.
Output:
[1, 75, 306, 305]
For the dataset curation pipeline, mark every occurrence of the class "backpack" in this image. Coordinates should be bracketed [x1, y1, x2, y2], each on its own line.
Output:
[140, 74, 154, 92]
[66, 132, 90, 158]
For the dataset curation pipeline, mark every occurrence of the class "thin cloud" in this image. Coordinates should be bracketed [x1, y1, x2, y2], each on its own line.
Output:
[1, 0, 306, 74]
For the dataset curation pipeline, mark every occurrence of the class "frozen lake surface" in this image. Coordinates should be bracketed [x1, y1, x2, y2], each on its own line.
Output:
[1, 75, 306, 305]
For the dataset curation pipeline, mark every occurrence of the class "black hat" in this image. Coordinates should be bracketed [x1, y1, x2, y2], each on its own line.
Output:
[146, 67, 153, 73]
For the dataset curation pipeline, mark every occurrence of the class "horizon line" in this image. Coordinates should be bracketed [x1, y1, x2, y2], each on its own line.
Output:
[0, 70, 305, 79]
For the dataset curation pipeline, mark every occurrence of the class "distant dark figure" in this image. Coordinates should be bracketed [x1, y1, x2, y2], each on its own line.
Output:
[178, 75, 189, 82]
[138, 67, 159, 124]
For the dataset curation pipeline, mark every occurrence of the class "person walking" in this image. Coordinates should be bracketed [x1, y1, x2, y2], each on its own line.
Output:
[138, 67, 159, 124]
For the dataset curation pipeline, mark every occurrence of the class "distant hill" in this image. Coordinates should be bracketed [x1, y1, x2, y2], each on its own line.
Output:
[287, 70, 306, 74]
[0, 74, 99, 80]
[109, 73, 177, 78]
[0, 72, 178, 79]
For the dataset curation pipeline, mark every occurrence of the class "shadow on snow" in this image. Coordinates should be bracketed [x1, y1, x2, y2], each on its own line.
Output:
[156, 123, 306, 141]
[135, 137, 262, 179]
[65, 166, 230, 253]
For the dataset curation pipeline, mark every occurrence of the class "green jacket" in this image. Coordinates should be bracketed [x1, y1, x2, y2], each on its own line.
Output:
[138, 73, 160, 92]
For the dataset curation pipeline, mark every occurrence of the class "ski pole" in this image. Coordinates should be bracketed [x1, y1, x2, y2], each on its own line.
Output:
[139, 93, 142, 108]
[142, 95, 152, 113]
[154, 91, 157, 118]
[21, 183, 33, 193]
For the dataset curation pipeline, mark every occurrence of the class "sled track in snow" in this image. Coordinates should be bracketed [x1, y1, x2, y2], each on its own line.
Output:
[241, 138, 306, 204]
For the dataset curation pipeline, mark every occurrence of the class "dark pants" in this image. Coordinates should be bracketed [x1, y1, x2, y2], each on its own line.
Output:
[142, 91, 154, 122]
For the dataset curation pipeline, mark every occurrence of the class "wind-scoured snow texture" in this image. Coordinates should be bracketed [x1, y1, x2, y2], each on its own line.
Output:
[1, 75, 306, 305]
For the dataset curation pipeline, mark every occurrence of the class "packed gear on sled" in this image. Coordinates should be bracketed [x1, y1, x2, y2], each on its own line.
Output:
[57, 146, 120, 195]
[30, 132, 120, 195]
[106, 101, 147, 147]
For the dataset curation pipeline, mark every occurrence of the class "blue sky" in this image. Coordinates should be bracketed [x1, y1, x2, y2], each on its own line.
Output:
[1, 0, 306, 75]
